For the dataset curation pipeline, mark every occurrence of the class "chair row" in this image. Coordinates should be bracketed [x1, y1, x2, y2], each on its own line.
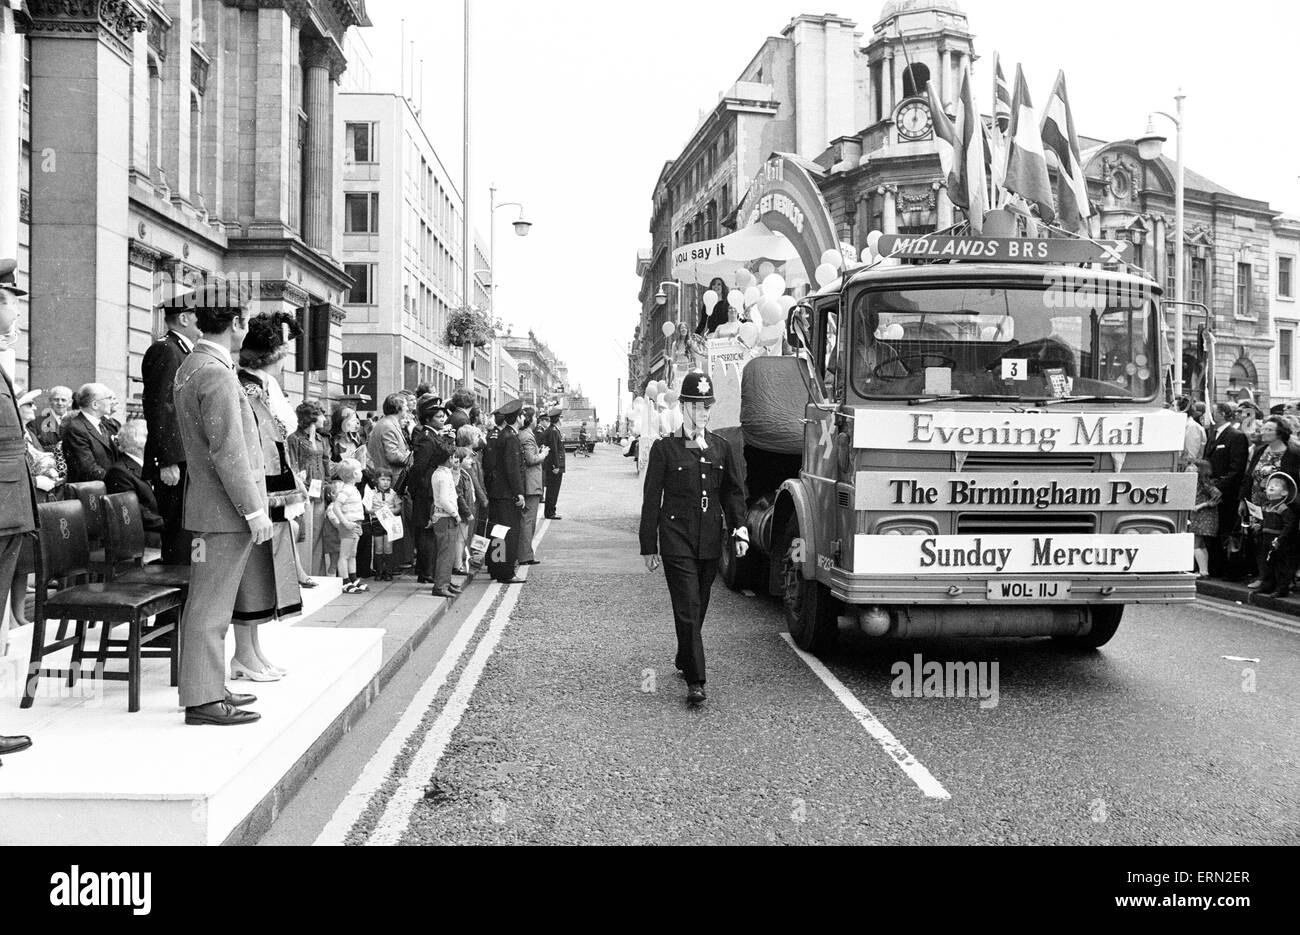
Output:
[21, 485, 191, 713]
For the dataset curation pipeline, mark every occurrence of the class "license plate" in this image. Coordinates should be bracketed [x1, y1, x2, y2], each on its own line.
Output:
[987, 580, 1071, 600]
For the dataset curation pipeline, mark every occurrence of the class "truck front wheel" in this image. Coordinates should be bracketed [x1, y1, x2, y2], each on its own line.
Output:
[782, 526, 839, 654]
[1053, 604, 1123, 650]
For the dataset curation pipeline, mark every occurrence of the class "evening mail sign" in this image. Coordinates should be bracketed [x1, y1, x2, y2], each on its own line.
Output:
[853, 409, 1186, 453]
[855, 471, 1196, 512]
[853, 533, 1193, 575]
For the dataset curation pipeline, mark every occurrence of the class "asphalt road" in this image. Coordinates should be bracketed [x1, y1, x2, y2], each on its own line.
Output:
[266, 443, 1300, 846]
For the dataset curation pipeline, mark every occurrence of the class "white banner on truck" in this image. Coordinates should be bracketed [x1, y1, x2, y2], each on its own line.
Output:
[855, 471, 1196, 511]
[852, 533, 1194, 575]
[851, 408, 1186, 453]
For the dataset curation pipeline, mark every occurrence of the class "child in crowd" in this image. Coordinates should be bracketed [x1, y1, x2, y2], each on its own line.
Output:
[1253, 471, 1299, 598]
[454, 445, 475, 574]
[1188, 459, 1221, 578]
[428, 449, 462, 598]
[367, 469, 402, 581]
[327, 458, 368, 593]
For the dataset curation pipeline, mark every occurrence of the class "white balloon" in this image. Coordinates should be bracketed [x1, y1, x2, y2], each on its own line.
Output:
[757, 297, 784, 325]
[815, 263, 838, 287]
[757, 261, 776, 279]
[734, 268, 755, 289]
[866, 229, 883, 253]
[883, 323, 905, 340]
[727, 289, 745, 310]
[743, 285, 762, 307]
[663, 389, 679, 406]
[778, 295, 797, 312]
[761, 273, 786, 298]
[737, 322, 760, 346]
[660, 320, 676, 337]
[758, 322, 784, 345]
[821, 249, 843, 269]
[702, 289, 719, 309]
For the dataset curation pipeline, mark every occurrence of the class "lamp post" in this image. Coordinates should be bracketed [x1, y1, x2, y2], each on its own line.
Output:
[654, 281, 683, 388]
[460, 0, 473, 395]
[487, 184, 531, 319]
[1136, 90, 1185, 395]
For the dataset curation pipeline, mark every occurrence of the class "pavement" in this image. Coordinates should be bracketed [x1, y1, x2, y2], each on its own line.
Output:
[256, 443, 1299, 846]
[1196, 576, 1300, 626]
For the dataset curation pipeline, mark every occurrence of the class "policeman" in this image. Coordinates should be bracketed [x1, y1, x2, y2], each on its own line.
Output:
[484, 397, 526, 584]
[639, 371, 748, 705]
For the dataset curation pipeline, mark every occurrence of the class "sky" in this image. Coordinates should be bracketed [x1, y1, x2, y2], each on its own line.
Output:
[357, 0, 1300, 422]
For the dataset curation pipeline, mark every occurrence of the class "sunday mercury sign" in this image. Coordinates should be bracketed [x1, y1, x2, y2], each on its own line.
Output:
[855, 472, 1196, 511]
[853, 533, 1194, 575]
[853, 408, 1186, 453]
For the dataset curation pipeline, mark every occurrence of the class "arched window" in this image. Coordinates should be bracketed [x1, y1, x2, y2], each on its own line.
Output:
[901, 63, 930, 99]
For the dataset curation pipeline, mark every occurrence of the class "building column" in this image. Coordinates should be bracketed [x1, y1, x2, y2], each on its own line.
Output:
[25, 0, 144, 396]
[885, 51, 895, 114]
[936, 182, 953, 230]
[0, 3, 22, 378]
[938, 46, 948, 104]
[301, 36, 334, 251]
[880, 185, 897, 235]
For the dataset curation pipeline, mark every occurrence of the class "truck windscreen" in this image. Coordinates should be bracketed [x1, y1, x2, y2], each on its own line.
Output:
[846, 285, 1160, 402]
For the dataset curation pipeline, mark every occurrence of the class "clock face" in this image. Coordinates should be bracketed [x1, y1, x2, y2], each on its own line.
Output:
[897, 99, 933, 141]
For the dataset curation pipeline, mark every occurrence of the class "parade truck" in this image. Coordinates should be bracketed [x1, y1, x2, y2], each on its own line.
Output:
[718, 233, 1195, 655]
[559, 408, 599, 453]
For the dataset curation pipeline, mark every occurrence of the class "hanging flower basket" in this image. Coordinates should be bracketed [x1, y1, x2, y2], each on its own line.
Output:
[446, 307, 493, 347]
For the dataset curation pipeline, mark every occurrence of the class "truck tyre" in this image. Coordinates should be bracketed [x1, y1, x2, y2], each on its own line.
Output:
[781, 524, 839, 654]
[1054, 604, 1123, 650]
[719, 541, 754, 592]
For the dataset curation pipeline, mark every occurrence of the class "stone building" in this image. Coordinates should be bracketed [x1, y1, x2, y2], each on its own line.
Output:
[4, 0, 370, 410]
[1270, 215, 1300, 403]
[498, 328, 565, 410]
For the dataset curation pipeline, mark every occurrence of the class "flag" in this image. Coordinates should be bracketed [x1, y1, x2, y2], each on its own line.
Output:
[957, 68, 988, 233]
[1004, 64, 1055, 223]
[992, 53, 1012, 134]
[989, 53, 1011, 199]
[1040, 70, 1094, 235]
[926, 79, 961, 205]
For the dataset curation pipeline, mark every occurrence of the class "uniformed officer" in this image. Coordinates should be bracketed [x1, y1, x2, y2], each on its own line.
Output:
[639, 371, 748, 705]
[484, 397, 526, 584]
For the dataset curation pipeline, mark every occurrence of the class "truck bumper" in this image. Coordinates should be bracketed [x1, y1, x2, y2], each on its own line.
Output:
[827, 570, 1196, 606]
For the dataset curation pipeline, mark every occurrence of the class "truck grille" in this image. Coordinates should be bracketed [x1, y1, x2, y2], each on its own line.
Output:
[956, 512, 1097, 535]
[961, 453, 1098, 471]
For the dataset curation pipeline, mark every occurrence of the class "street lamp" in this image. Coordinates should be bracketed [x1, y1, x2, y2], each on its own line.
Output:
[1136, 91, 1185, 394]
[654, 281, 683, 388]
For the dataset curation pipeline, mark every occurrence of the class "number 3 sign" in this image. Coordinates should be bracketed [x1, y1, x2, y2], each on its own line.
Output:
[1001, 358, 1028, 381]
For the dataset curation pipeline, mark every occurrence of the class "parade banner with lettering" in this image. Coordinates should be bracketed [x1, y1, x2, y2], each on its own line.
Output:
[875, 233, 1132, 264]
[736, 154, 840, 287]
[853, 533, 1193, 575]
[852, 408, 1186, 453]
[856, 471, 1195, 511]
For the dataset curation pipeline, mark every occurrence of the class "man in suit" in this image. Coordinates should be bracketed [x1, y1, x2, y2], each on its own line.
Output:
[103, 419, 164, 532]
[1205, 401, 1250, 577]
[29, 384, 71, 451]
[447, 389, 475, 432]
[517, 406, 548, 565]
[173, 297, 271, 726]
[0, 258, 36, 761]
[542, 407, 566, 519]
[484, 398, 526, 584]
[143, 303, 201, 564]
[367, 392, 412, 478]
[61, 383, 121, 482]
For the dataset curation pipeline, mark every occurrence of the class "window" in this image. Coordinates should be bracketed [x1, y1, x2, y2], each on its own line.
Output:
[1166, 249, 1207, 304]
[345, 192, 379, 233]
[344, 263, 374, 304]
[1280, 327, 1294, 384]
[1280, 256, 1294, 299]
[901, 63, 930, 99]
[345, 122, 375, 163]
[1236, 262, 1253, 317]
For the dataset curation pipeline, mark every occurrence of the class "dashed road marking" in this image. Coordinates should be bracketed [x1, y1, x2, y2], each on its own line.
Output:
[780, 633, 951, 801]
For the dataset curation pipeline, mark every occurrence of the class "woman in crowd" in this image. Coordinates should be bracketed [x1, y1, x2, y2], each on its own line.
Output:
[18, 390, 63, 501]
[230, 313, 307, 681]
[1239, 415, 1300, 589]
[457, 424, 489, 568]
[694, 277, 731, 336]
[406, 395, 455, 583]
[330, 403, 374, 577]
[286, 401, 329, 577]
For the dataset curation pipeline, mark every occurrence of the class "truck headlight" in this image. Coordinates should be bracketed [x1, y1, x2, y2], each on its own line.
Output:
[1116, 520, 1174, 535]
[878, 521, 937, 536]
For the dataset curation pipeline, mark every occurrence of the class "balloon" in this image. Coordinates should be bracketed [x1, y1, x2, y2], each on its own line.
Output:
[702, 289, 719, 309]
[866, 229, 883, 254]
[821, 249, 843, 269]
[759, 322, 784, 345]
[663, 389, 679, 406]
[815, 263, 838, 287]
[737, 322, 760, 346]
[883, 323, 905, 340]
[761, 273, 786, 298]
[743, 285, 761, 307]
[757, 297, 784, 325]
[839, 244, 858, 263]
[727, 289, 744, 309]
[757, 261, 776, 279]
[660, 320, 676, 337]
[734, 268, 755, 289]
[778, 295, 797, 312]
[661, 408, 682, 434]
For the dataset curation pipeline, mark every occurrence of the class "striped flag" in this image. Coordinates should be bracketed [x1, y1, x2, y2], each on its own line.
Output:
[957, 68, 988, 233]
[989, 53, 1011, 200]
[1040, 70, 1094, 235]
[926, 79, 962, 205]
[1003, 64, 1055, 223]
[992, 53, 1012, 133]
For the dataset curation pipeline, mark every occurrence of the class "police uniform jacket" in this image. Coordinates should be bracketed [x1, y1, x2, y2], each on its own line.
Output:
[639, 430, 746, 561]
[141, 330, 190, 479]
[485, 425, 524, 500]
[0, 365, 38, 536]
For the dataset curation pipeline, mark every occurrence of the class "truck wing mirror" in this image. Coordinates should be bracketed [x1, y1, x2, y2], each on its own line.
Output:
[786, 303, 812, 351]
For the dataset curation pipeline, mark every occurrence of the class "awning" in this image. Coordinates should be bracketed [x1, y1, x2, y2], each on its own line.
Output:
[670, 222, 800, 285]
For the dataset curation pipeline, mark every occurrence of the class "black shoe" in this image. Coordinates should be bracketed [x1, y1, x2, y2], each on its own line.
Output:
[185, 701, 261, 726]
[548, 516, 563, 520]
[224, 690, 257, 707]
[686, 683, 707, 705]
[417, 576, 432, 584]
[431, 588, 455, 598]
[498, 578, 527, 584]
[1271, 588, 1292, 599]
[519, 559, 541, 565]
[0, 735, 33, 757]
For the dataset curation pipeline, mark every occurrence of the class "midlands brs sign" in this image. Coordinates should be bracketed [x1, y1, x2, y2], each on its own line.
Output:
[875, 234, 1132, 264]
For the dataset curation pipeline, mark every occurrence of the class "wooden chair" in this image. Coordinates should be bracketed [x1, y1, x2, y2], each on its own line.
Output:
[99, 491, 191, 688]
[63, 481, 109, 573]
[21, 500, 183, 713]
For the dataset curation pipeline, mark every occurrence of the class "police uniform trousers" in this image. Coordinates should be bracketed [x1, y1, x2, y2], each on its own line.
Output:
[486, 497, 522, 581]
[544, 472, 562, 518]
[662, 555, 718, 685]
[152, 462, 193, 566]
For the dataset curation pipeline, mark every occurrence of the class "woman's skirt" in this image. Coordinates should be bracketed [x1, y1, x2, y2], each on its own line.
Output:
[232, 522, 303, 624]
